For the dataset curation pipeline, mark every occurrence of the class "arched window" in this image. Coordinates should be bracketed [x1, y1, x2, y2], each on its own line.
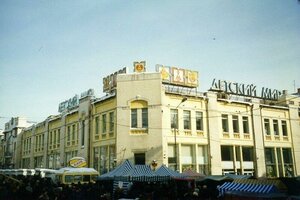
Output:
[130, 100, 148, 129]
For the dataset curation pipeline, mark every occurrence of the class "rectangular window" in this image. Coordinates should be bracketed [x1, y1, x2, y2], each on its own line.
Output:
[181, 145, 193, 164]
[81, 120, 85, 146]
[109, 112, 114, 132]
[53, 130, 56, 145]
[198, 145, 208, 164]
[95, 116, 99, 135]
[242, 116, 249, 134]
[264, 119, 270, 135]
[42, 134, 44, 147]
[35, 136, 38, 151]
[265, 148, 275, 164]
[29, 138, 31, 152]
[273, 120, 279, 135]
[242, 147, 253, 161]
[198, 145, 208, 175]
[142, 108, 148, 128]
[67, 126, 71, 141]
[38, 135, 41, 150]
[265, 148, 277, 177]
[183, 110, 191, 130]
[100, 146, 108, 174]
[221, 146, 233, 161]
[282, 120, 287, 136]
[235, 146, 241, 161]
[57, 129, 60, 145]
[170, 109, 178, 129]
[39, 135, 41, 149]
[168, 145, 176, 165]
[222, 114, 229, 132]
[196, 111, 203, 131]
[282, 148, 293, 164]
[72, 124, 76, 141]
[232, 115, 239, 133]
[93, 148, 99, 171]
[102, 114, 107, 134]
[131, 109, 137, 128]
[134, 153, 145, 165]
[109, 145, 116, 170]
[282, 148, 294, 177]
[49, 131, 53, 145]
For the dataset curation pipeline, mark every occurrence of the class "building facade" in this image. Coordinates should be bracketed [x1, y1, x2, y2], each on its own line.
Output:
[1, 117, 33, 168]
[1, 64, 299, 178]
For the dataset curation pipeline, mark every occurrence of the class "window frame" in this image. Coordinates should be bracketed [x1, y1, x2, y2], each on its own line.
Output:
[109, 112, 114, 132]
[170, 109, 178, 129]
[95, 116, 100, 135]
[264, 119, 271, 135]
[196, 111, 203, 131]
[131, 108, 138, 128]
[232, 115, 239, 133]
[142, 108, 148, 128]
[102, 114, 107, 134]
[273, 119, 279, 135]
[222, 114, 229, 132]
[183, 110, 191, 130]
[242, 116, 249, 134]
[281, 120, 288, 136]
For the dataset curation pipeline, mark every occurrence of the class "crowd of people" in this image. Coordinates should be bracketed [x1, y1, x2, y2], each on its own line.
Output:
[0, 173, 217, 200]
[0, 174, 103, 200]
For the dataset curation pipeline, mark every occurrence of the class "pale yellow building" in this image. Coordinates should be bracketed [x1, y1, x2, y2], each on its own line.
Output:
[90, 65, 300, 178]
[2, 64, 299, 178]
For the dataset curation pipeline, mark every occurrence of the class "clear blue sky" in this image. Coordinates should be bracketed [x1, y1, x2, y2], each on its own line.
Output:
[1, 0, 300, 129]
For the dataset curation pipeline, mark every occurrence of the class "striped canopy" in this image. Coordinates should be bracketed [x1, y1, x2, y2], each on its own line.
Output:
[217, 181, 278, 197]
[116, 164, 169, 182]
[98, 160, 134, 180]
[155, 165, 185, 179]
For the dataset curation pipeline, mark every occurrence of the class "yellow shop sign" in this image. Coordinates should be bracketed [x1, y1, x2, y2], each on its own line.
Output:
[69, 157, 87, 168]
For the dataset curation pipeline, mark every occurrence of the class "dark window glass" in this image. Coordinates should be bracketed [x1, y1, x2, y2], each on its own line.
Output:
[134, 153, 145, 165]
[131, 109, 137, 128]
[242, 147, 253, 161]
[221, 146, 233, 161]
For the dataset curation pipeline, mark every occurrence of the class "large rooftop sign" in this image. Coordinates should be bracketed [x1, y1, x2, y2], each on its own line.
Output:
[103, 67, 128, 93]
[58, 95, 78, 113]
[210, 79, 282, 100]
[58, 89, 94, 113]
[156, 64, 198, 88]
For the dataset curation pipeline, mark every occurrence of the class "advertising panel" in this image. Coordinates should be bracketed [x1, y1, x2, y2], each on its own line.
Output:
[210, 79, 282, 100]
[156, 64, 198, 88]
[103, 67, 128, 93]
[69, 157, 87, 168]
[134, 61, 146, 73]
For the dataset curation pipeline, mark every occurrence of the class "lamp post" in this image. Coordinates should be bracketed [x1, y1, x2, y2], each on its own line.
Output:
[174, 97, 187, 171]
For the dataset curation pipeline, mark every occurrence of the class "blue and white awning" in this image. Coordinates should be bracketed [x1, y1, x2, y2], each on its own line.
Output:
[155, 165, 186, 180]
[98, 160, 134, 180]
[217, 182, 278, 197]
[117, 165, 169, 182]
